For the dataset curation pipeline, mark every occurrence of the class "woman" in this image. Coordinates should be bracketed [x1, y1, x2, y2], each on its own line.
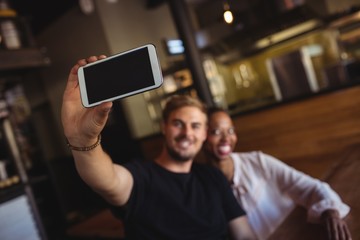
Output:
[204, 107, 351, 240]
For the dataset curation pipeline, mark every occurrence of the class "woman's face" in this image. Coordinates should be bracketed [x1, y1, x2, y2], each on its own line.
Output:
[205, 111, 237, 162]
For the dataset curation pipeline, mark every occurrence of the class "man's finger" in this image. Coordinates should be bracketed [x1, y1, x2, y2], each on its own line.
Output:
[93, 102, 113, 127]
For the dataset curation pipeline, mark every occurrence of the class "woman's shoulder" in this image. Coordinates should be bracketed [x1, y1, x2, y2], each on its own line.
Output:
[232, 151, 264, 163]
[232, 151, 279, 175]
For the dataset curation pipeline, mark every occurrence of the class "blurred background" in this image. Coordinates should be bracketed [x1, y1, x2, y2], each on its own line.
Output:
[1, 0, 360, 239]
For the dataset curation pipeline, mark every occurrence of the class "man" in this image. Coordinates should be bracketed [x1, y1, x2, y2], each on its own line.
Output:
[203, 107, 352, 240]
[61, 55, 256, 240]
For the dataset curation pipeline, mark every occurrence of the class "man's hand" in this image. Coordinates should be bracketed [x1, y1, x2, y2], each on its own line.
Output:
[321, 209, 352, 240]
[61, 55, 112, 147]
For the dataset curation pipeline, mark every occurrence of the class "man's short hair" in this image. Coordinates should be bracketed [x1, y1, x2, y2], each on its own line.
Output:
[162, 94, 207, 123]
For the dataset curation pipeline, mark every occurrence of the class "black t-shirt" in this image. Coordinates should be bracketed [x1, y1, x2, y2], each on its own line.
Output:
[111, 159, 246, 240]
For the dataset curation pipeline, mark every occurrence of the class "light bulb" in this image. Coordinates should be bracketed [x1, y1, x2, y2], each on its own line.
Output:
[79, 0, 94, 14]
[224, 10, 233, 24]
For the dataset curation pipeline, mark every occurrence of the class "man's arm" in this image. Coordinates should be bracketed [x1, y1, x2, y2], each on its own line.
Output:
[61, 55, 133, 206]
[228, 216, 257, 240]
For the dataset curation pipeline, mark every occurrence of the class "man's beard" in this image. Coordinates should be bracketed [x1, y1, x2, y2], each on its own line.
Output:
[165, 142, 195, 162]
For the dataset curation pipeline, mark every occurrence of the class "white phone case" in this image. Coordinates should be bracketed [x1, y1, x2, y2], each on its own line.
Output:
[77, 44, 163, 108]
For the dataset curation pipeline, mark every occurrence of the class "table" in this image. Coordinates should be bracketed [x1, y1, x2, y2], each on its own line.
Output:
[66, 208, 125, 239]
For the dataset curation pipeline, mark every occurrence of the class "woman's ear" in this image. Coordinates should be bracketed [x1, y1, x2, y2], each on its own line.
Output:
[160, 121, 165, 135]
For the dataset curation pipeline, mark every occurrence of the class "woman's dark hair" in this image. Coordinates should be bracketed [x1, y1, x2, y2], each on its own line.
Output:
[207, 106, 229, 119]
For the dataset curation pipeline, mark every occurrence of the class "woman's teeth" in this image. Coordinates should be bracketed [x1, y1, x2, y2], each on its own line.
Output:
[218, 145, 231, 154]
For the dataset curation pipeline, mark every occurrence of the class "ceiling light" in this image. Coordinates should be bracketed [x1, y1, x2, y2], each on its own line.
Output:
[223, 2, 233, 24]
[79, 0, 94, 15]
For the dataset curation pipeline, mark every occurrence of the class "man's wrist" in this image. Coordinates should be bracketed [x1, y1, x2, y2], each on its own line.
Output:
[66, 135, 101, 151]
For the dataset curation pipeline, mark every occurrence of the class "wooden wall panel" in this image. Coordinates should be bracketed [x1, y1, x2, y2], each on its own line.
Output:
[232, 85, 360, 178]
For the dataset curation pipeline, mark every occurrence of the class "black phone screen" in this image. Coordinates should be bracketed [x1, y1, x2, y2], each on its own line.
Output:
[83, 47, 155, 104]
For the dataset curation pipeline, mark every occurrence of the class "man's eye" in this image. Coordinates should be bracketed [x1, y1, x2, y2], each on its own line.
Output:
[173, 121, 183, 128]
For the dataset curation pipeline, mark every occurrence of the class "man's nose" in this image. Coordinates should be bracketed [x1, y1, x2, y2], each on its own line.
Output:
[182, 125, 193, 136]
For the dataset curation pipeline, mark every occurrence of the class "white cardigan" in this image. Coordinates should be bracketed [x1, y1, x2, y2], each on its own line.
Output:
[230, 151, 350, 240]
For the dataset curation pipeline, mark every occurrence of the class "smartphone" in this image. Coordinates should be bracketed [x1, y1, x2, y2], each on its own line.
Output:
[77, 44, 163, 108]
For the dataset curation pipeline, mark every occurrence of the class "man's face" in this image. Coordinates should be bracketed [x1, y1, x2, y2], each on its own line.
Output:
[205, 111, 237, 162]
[162, 106, 207, 162]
